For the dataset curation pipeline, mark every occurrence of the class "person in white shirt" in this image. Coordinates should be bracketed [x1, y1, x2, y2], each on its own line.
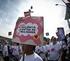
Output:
[45, 36, 62, 61]
[20, 44, 43, 61]
[35, 45, 46, 61]
[35, 37, 50, 61]
[3, 42, 9, 61]
[11, 43, 20, 61]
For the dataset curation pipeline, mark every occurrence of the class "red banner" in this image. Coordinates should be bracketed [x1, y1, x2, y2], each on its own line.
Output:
[13, 16, 44, 46]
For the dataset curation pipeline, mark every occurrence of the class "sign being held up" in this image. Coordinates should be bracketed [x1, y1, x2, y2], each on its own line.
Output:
[13, 11, 44, 46]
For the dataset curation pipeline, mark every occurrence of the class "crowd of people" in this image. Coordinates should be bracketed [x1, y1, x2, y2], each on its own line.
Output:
[0, 33, 70, 61]
[35, 33, 70, 61]
[0, 41, 22, 61]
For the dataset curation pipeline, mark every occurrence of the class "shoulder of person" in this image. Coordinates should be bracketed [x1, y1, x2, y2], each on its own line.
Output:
[34, 53, 43, 61]
[19, 56, 23, 61]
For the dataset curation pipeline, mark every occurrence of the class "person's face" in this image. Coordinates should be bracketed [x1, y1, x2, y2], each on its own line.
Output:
[43, 41, 46, 45]
[22, 44, 35, 54]
[51, 37, 57, 43]
[52, 38, 57, 44]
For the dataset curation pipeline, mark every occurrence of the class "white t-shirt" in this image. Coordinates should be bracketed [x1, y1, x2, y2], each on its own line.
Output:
[35, 46, 47, 61]
[12, 45, 19, 55]
[35, 45, 46, 53]
[45, 42, 61, 60]
[20, 52, 43, 61]
[3, 45, 8, 56]
[35, 46, 41, 54]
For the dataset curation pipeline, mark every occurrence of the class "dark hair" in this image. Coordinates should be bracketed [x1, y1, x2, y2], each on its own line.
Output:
[68, 0, 70, 2]
[32, 46, 36, 51]
[43, 37, 47, 41]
